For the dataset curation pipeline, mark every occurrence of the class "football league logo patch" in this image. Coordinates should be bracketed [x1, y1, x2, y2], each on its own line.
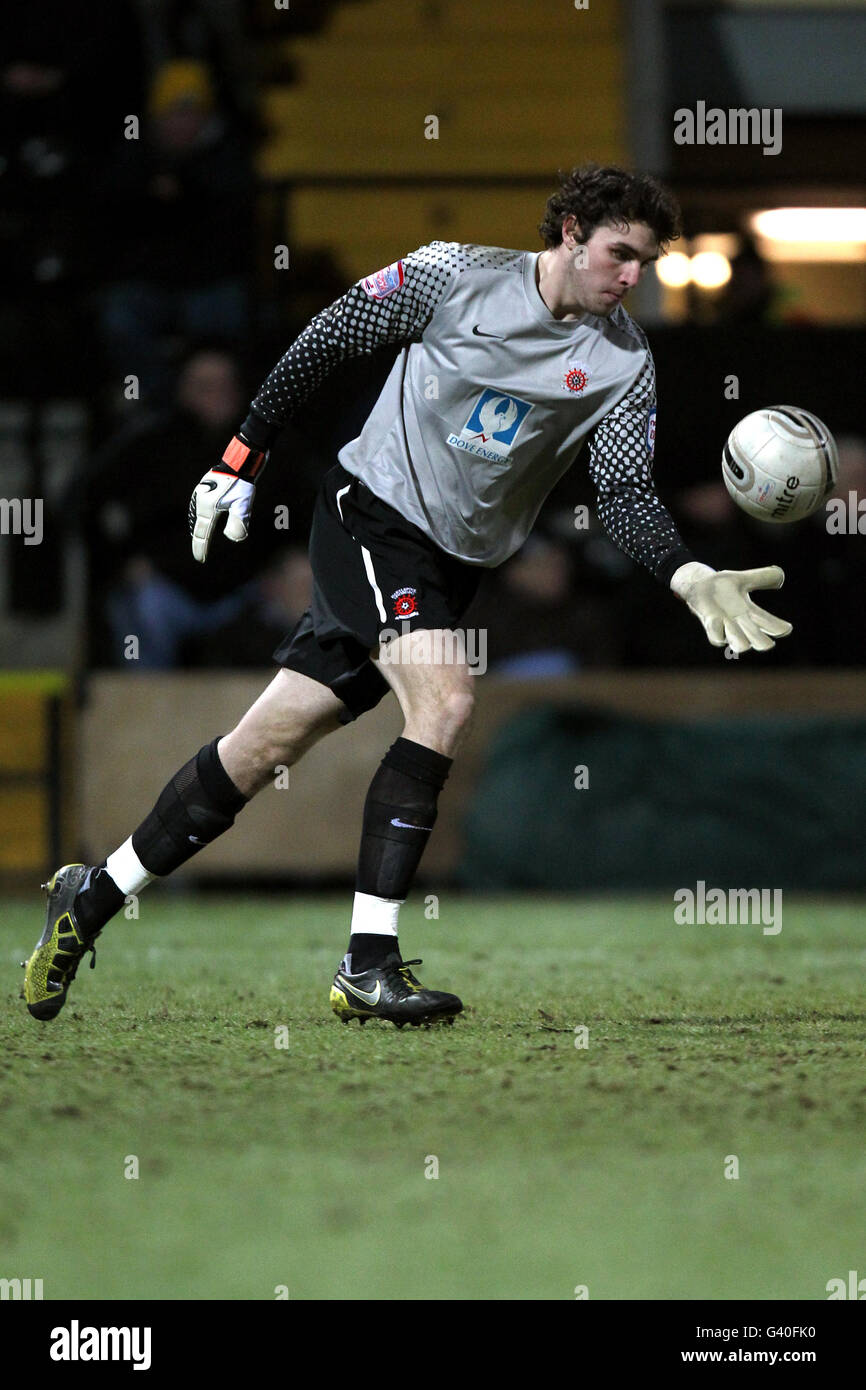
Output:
[756, 479, 774, 506]
[362, 260, 405, 300]
[391, 587, 418, 618]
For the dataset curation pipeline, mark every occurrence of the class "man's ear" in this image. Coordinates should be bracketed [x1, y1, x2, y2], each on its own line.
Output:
[562, 214, 582, 247]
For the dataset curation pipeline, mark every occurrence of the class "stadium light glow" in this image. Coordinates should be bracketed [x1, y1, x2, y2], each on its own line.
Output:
[655, 249, 732, 290]
[749, 208, 866, 262]
[692, 233, 740, 260]
[750, 208, 866, 243]
[690, 251, 732, 290]
[656, 252, 691, 288]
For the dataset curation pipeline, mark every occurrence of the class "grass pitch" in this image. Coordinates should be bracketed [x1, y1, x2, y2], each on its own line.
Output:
[2, 893, 865, 1301]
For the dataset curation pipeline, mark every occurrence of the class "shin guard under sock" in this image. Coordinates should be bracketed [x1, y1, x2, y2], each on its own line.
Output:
[75, 738, 247, 934]
[130, 737, 247, 876]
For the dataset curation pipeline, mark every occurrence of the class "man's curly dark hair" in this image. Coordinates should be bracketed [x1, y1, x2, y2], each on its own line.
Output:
[539, 164, 682, 252]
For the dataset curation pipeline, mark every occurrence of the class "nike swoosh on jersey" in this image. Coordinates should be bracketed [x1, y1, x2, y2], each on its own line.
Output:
[472, 325, 505, 339]
[338, 976, 382, 1006]
[390, 817, 433, 830]
[199, 480, 218, 492]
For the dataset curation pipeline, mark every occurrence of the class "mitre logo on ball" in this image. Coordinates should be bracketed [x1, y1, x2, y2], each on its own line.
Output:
[721, 405, 837, 523]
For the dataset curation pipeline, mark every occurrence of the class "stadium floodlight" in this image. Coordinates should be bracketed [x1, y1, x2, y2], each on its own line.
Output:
[689, 251, 732, 290]
[655, 249, 731, 290]
[655, 251, 692, 288]
[749, 208, 866, 262]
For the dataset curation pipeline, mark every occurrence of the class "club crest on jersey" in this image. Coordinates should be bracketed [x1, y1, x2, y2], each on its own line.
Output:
[647, 409, 657, 458]
[391, 587, 418, 618]
[563, 361, 591, 394]
[447, 388, 532, 462]
[362, 260, 405, 300]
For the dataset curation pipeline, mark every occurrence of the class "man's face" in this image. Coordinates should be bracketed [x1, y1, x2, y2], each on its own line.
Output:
[564, 218, 660, 316]
[177, 352, 243, 429]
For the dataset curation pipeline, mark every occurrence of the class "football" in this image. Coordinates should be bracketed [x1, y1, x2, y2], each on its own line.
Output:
[721, 406, 838, 523]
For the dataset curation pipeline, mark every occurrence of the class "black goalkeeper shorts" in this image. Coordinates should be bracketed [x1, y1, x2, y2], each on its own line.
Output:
[273, 464, 481, 722]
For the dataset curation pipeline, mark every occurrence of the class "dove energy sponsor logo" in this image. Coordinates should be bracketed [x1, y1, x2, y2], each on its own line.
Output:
[447, 388, 532, 462]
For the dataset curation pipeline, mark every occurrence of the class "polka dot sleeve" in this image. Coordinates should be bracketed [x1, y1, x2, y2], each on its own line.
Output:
[245, 242, 522, 441]
[588, 344, 693, 584]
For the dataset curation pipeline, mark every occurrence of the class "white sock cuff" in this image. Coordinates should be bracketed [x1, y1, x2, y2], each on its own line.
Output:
[350, 891, 403, 936]
[105, 837, 156, 896]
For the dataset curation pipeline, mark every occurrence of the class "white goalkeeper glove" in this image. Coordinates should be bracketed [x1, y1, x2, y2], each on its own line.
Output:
[670, 561, 793, 654]
[189, 436, 267, 564]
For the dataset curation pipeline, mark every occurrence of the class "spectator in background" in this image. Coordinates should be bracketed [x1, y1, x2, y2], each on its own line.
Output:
[466, 533, 620, 676]
[618, 458, 866, 667]
[0, 0, 145, 392]
[96, 58, 255, 404]
[196, 548, 313, 668]
[615, 480, 761, 667]
[83, 345, 281, 668]
[132, 0, 260, 138]
[715, 235, 775, 326]
[766, 434, 866, 665]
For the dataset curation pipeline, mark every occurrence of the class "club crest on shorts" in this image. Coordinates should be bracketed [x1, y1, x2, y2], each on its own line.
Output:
[563, 361, 591, 394]
[391, 586, 418, 618]
[362, 260, 405, 300]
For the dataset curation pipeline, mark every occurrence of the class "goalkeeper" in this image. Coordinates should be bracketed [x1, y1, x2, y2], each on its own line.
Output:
[23, 164, 791, 1028]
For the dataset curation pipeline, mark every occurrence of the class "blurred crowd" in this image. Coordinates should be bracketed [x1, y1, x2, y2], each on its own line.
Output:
[2, 0, 863, 671]
[82, 340, 866, 670]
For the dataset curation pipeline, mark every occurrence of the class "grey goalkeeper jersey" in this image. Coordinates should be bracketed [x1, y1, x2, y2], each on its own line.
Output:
[248, 242, 691, 579]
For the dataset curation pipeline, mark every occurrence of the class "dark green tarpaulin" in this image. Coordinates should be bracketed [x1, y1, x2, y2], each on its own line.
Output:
[458, 707, 866, 890]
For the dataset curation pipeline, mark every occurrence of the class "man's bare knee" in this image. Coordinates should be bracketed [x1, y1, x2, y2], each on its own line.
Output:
[439, 685, 475, 735]
[219, 669, 344, 797]
[401, 679, 475, 757]
[372, 629, 479, 757]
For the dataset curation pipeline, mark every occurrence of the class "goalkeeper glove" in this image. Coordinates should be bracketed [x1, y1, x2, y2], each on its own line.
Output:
[670, 561, 793, 654]
[189, 435, 267, 564]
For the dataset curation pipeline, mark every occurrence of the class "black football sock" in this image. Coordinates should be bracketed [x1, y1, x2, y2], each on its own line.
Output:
[131, 736, 248, 876]
[74, 737, 248, 934]
[347, 737, 452, 973]
[347, 934, 401, 974]
[74, 866, 126, 938]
